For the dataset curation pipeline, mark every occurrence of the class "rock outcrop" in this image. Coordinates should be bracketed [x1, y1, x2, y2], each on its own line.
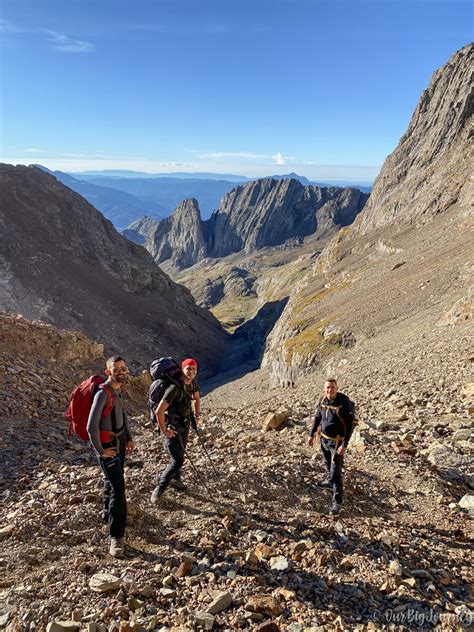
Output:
[357, 43, 473, 231]
[262, 44, 473, 383]
[130, 179, 368, 271]
[0, 164, 227, 371]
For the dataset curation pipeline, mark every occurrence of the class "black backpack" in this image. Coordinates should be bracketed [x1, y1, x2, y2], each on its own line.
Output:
[148, 357, 184, 428]
[318, 392, 357, 429]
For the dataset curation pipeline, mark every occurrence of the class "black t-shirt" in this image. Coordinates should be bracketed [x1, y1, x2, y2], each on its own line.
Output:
[163, 384, 193, 420]
[185, 379, 200, 399]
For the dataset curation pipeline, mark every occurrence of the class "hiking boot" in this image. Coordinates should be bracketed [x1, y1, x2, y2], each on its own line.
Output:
[172, 479, 187, 492]
[109, 537, 125, 558]
[150, 488, 163, 504]
[317, 480, 333, 490]
[329, 502, 341, 516]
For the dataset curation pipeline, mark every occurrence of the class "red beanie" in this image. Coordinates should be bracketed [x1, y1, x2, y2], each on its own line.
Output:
[182, 358, 197, 369]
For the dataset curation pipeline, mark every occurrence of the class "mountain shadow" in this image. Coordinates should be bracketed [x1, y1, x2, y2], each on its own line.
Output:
[202, 297, 289, 392]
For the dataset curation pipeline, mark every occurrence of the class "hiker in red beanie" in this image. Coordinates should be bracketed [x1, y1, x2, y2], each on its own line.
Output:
[182, 358, 201, 426]
[150, 358, 201, 503]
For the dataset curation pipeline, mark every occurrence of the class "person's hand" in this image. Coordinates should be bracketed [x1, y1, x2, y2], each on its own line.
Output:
[165, 427, 177, 438]
[126, 441, 135, 454]
[307, 436, 314, 447]
[102, 447, 117, 458]
[337, 446, 346, 456]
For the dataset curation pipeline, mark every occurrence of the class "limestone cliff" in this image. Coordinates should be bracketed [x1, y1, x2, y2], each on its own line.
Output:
[131, 179, 368, 271]
[262, 44, 473, 384]
[357, 43, 473, 231]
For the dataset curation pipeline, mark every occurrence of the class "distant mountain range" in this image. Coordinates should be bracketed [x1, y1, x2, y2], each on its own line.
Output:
[71, 170, 249, 182]
[34, 166, 372, 229]
[35, 167, 169, 228]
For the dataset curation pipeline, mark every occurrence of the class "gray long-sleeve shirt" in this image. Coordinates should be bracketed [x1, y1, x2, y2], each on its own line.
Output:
[86, 385, 131, 456]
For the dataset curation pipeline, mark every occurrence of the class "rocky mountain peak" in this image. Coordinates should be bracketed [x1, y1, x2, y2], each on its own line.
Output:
[133, 178, 368, 271]
[357, 43, 473, 231]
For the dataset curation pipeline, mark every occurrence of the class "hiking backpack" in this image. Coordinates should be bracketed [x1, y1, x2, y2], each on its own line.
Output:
[318, 392, 357, 431]
[148, 357, 184, 426]
[66, 375, 115, 441]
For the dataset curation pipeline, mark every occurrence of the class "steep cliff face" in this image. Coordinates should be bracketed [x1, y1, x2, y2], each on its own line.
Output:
[135, 178, 368, 271]
[357, 44, 473, 231]
[149, 198, 207, 269]
[262, 44, 473, 384]
[207, 179, 367, 256]
[0, 165, 227, 372]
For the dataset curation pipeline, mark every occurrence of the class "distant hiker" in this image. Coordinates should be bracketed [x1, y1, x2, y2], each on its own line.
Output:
[149, 358, 200, 503]
[87, 356, 134, 558]
[307, 378, 354, 515]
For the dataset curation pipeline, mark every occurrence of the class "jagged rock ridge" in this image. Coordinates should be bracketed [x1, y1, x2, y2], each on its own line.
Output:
[0, 164, 227, 371]
[261, 44, 473, 384]
[357, 43, 473, 231]
[130, 178, 368, 270]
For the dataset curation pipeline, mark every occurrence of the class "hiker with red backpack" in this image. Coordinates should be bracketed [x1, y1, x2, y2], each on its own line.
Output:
[85, 356, 134, 558]
[307, 378, 354, 516]
[148, 357, 200, 504]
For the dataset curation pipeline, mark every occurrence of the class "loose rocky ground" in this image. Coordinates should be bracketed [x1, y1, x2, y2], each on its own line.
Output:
[1, 314, 472, 632]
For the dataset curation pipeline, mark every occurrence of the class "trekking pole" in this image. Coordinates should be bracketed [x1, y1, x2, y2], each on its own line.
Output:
[183, 446, 221, 510]
[194, 428, 221, 479]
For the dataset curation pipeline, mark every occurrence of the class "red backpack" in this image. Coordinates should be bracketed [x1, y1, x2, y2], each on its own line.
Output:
[66, 376, 114, 441]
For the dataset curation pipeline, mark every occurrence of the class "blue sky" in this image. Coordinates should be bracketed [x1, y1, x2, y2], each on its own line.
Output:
[1, 0, 471, 182]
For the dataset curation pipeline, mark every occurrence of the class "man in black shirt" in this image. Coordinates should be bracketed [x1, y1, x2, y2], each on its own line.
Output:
[150, 358, 199, 503]
[308, 378, 354, 515]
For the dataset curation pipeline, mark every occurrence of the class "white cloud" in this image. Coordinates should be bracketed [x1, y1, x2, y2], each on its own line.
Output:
[24, 148, 45, 153]
[45, 30, 95, 53]
[1, 20, 95, 53]
[272, 152, 285, 165]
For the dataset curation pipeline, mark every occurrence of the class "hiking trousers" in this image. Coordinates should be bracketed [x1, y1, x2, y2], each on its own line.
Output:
[157, 419, 190, 494]
[321, 437, 344, 504]
[99, 441, 127, 538]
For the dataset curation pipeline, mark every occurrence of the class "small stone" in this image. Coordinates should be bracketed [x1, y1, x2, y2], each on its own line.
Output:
[0, 524, 15, 540]
[389, 560, 403, 576]
[162, 575, 175, 586]
[139, 585, 155, 598]
[263, 411, 287, 431]
[89, 573, 121, 593]
[207, 591, 232, 614]
[269, 556, 289, 571]
[255, 543, 274, 560]
[403, 577, 417, 587]
[245, 551, 259, 567]
[194, 611, 215, 630]
[245, 595, 283, 617]
[290, 541, 307, 556]
[255, 623, 280, 632]
[46, 622, 80, 632]
[459, 494, 474, 511]
[176, 560, 194, 577]
[71, 610, 82, 622]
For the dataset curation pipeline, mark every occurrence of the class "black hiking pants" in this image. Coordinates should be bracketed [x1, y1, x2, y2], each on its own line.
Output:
[156, 419, 190, 494]
[321, 437, 344, 504]
[100, 438, 127, 539]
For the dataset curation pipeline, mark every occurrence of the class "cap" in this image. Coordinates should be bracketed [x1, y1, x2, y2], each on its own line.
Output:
[182, 358, 198, 369]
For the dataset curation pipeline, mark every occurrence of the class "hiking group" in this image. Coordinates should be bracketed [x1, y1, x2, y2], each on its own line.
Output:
[67, 357, 355, 558]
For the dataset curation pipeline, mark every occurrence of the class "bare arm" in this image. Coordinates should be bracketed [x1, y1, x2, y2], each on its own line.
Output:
[193, 391, 201, 419]
[156, 400, 176, 438]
